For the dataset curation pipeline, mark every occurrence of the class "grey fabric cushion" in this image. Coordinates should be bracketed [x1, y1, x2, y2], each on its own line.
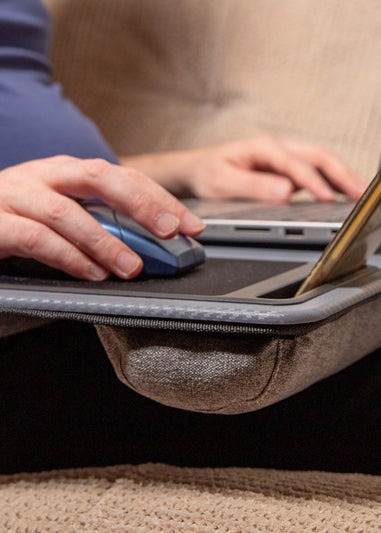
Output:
[96, 295, 381, 414]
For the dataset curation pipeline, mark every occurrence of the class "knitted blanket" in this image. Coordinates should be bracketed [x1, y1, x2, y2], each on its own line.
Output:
[1, 463, 380, 532]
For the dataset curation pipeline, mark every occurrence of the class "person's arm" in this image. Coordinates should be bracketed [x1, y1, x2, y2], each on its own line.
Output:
[0, 156, 204, 280]
[122, 136, 366, 203]
[0, 2, 365, 205]
[41, 0, 367, 204]
[0, 0, 118, 171]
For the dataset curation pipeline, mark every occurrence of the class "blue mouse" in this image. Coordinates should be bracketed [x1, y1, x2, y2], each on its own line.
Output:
[83, 201, 206, 276]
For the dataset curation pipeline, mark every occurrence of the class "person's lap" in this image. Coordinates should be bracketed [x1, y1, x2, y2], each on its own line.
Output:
[0, 319, 379, 475]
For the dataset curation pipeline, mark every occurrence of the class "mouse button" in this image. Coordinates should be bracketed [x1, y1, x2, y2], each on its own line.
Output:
[119, 226, 179, 267]
[192, 241, 207, 265]
[83, 203, 115, 222]
[160, 235, 198, 268]
[172, 235, 206, 268]
[85, 209, 123, 240]
[115, 212, 192, 259]
[178, 248, 205, 271]
[113, 212, 151, 236]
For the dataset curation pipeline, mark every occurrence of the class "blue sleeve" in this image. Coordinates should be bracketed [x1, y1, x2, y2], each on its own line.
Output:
[0, 0, 118, 170]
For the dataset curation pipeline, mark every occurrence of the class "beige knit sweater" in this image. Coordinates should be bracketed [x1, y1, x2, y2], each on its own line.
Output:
[46, 0, 381, 180]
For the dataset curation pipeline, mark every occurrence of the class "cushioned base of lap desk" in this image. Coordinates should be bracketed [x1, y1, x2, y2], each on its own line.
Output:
[1, 256, 381, 414]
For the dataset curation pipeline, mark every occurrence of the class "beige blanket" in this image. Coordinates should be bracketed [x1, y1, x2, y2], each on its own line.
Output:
[1, 463, 380, 532]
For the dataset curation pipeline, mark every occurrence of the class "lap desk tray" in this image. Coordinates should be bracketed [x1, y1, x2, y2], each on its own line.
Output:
[0, 252, 380, 414]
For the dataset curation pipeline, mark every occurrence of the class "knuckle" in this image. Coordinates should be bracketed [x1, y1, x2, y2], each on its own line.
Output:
[50, 247, 94, 280]
[44, 194, 72, 222]
[52, 247, 75, 270]
[87, 227, 115, 255]
[20, 226, 46, 254]
[128, 190, 153, 214]
[309, 146, 336, 167]
[93, 231, 110, 249]
[60, 249, 87, 275]
[208, 179, 230, 198]
[17, 160, 44, 175]
[82, 158, 111, 182]
[124, 167, 145, 182]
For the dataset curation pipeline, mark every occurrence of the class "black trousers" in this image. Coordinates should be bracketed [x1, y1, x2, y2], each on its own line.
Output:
[0, 320, 380, 475]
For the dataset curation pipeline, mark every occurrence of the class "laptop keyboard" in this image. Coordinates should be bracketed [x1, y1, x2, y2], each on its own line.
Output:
[199, 201, 355, 222]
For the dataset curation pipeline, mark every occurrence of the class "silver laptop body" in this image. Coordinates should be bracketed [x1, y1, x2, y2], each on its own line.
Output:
[183, 198, 355, 245]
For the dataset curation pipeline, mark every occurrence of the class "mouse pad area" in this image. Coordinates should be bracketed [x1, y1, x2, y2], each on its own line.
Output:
[0, 257, 303, 297]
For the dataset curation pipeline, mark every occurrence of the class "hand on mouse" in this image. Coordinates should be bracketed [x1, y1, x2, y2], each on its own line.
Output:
[123, 136, 366, 202]
[0, 156, 205, 280]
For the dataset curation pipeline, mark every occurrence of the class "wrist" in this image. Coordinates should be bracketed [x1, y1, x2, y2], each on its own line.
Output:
[120, 149, 201, 197]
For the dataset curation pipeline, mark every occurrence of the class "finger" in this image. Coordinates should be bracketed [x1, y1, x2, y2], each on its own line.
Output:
[5, 193, 144, 279]
[247, 137, 337, 201]
[281, 140, 366, 199]
[46, 158, 205, 237]
[216, 168, 295, 202]
[0, 213, 114, 281]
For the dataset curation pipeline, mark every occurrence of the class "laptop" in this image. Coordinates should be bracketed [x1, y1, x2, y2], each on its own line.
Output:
[183, 197, 356, 246]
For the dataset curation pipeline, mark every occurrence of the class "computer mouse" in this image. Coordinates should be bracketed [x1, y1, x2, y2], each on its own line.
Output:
[83, 201, 206, 276]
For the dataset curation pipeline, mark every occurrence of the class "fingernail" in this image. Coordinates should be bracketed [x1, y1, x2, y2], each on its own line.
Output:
[156, 213, 180, 236]
[89, 263, 109, 280]
[181, 211, 206, 233]
[115, 251, 142, 278]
